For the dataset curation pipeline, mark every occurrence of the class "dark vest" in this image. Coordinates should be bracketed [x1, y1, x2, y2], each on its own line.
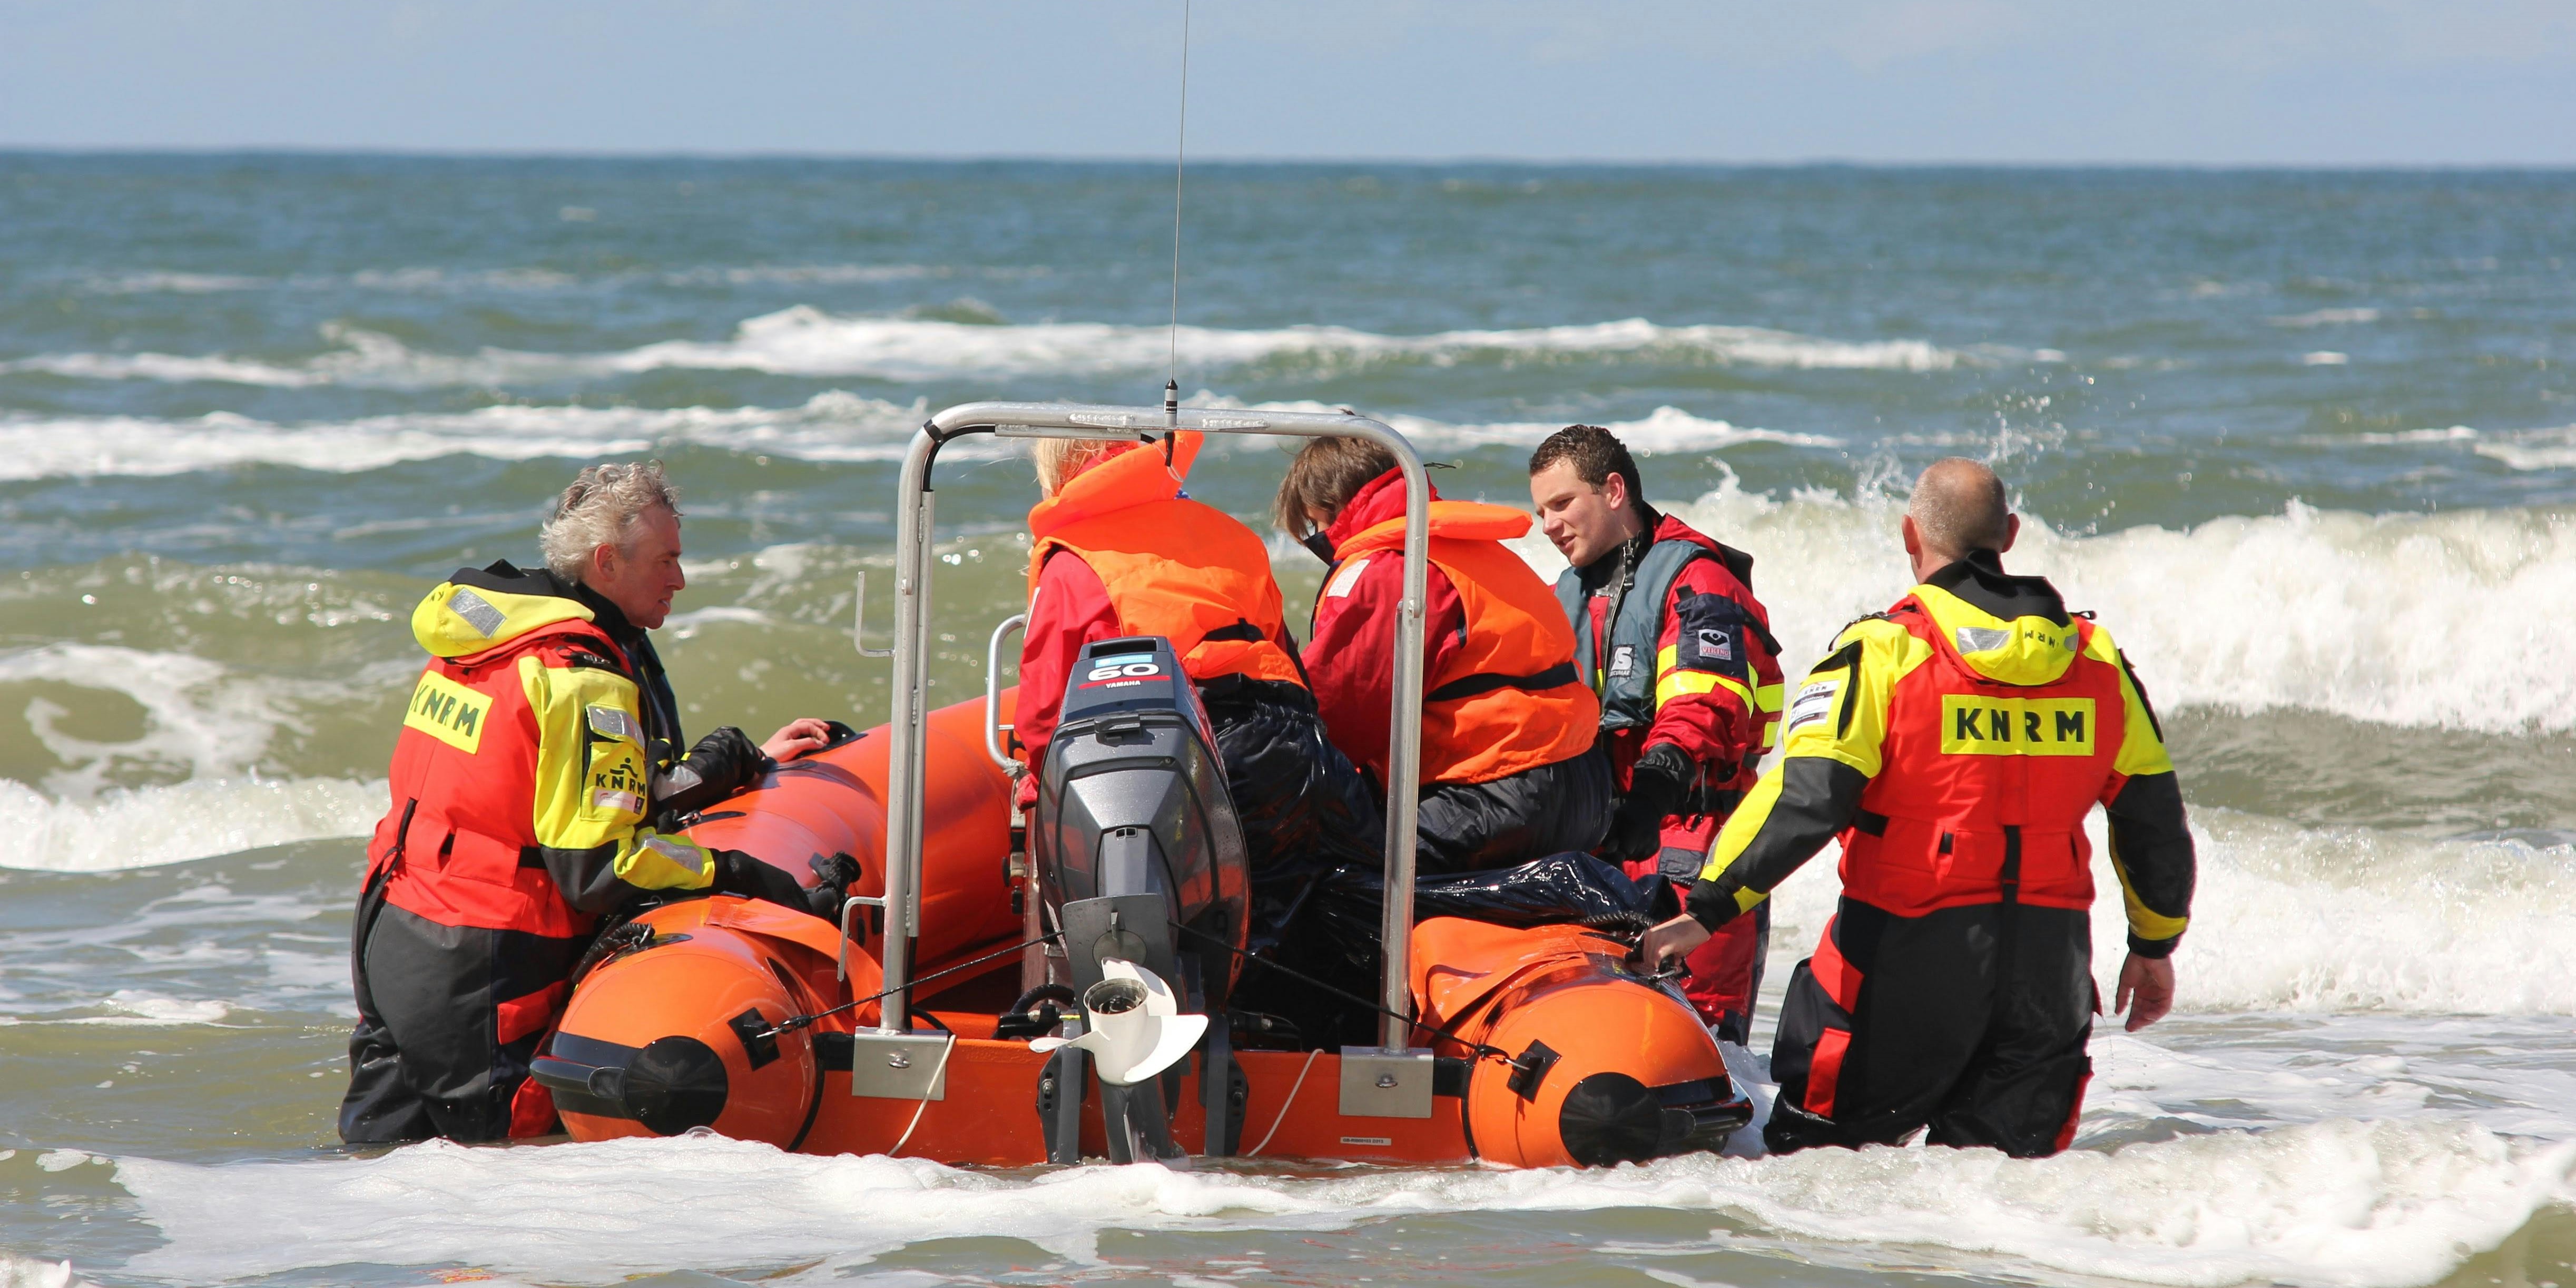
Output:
[1554, 538, 1713, 733]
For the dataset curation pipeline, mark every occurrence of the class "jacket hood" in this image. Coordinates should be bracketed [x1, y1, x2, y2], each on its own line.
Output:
[410, 560, 604, 660]
[1328, 468, 1534, 558]
[1027, 432, 1203, 540]
[1912, 550, 2080, 686]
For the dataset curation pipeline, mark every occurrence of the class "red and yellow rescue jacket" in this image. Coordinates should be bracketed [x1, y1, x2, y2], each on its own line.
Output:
[371, 565, 721, 945]
[1307, 470, 1600, 786]
[1025, 432, 1303, 690]
[1687, 553, 2196, 955]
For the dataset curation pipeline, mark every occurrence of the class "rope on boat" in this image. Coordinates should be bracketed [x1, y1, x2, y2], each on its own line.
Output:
[1243, 1048, 1321, 1158]
[756, 929, 1064, 1041]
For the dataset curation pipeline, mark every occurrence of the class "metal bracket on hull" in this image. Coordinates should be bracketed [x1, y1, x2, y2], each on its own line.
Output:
[1339, 1047, 1436, 1119]
[845, 1030, 952, 1100]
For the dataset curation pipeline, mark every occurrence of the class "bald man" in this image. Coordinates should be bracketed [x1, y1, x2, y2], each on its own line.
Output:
[1639, 459, 2196, 1158]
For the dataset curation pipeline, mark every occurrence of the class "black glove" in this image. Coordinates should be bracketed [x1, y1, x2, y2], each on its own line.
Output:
[655, 726, 774, 819]
[808, 852, 862, 924]
[1604, 743, 1694, 863]
[711, 849, 812, 914]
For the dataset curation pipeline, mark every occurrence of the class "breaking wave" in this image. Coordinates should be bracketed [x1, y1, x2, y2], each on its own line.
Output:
[1535, 486, 2576, 734]
[0, 397, 1828, 479]
[1, 308, 2019, 390]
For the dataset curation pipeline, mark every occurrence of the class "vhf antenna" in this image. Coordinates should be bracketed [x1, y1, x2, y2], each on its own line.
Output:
[1165, 0, 1191, 428]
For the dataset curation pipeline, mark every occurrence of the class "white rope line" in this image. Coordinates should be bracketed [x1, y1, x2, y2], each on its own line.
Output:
[1243, 1047, 1322, 1158]
[887, 1034, 957, 1157]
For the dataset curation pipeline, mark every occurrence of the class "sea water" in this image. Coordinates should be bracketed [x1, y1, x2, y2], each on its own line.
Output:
[0, 155, 2570, 1287]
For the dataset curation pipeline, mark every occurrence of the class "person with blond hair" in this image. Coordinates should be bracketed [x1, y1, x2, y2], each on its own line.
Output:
[340, 460, 850, 1146]
[1018, 432, 1381, 1040]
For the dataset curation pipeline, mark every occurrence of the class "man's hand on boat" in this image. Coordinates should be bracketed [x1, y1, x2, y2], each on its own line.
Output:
[762, 717, 833, 762]
[1637, 913, 1712, 976]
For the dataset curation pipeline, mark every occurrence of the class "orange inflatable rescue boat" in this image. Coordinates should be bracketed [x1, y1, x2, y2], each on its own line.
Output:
[533, 401, 1752, 1168]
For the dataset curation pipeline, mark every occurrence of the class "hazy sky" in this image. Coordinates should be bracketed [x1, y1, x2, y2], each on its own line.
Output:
[6, 1, 2574, 164]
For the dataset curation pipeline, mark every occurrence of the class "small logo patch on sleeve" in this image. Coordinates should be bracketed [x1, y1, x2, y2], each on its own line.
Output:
[1608, 644, 1636, 677]
[1785, 679, 1840, 734]
[591, 788, 644, 815]
[1324, 556, 1372, 598]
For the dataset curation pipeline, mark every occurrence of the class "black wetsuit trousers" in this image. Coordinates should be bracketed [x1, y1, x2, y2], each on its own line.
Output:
[1413, 747, 1615, 877]
[339, 878, 581, 1145]
[1197, 677, 1386, 1043]
[1766, 896, 2096, 1159]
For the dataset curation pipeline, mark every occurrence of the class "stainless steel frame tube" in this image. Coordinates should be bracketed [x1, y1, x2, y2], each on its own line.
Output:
[887, 403, 1429, 1051]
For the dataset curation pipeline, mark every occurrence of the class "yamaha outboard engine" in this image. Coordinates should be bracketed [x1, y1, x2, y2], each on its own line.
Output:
[1028, 635, 1250, 1162]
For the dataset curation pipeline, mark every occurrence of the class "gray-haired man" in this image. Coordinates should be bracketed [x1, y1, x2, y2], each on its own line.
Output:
[339, 460, 845, 1145]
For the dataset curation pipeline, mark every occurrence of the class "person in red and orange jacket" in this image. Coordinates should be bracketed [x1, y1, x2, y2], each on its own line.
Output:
[1275, 436, 1612, 876]
[339, 462, 850, 1146]
[1020, 438, 1391, 901]
[1529, 425, 1784, 1043]
[1017, 433, 1382, 984]
[1641, 459, 2195, 1159]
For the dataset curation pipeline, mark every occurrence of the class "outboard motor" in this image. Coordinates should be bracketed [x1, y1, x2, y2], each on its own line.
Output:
[1028, 635, 1251, 1162]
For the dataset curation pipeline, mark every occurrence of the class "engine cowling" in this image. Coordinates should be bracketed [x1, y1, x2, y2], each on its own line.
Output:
[1030, 634, 1249, 1004]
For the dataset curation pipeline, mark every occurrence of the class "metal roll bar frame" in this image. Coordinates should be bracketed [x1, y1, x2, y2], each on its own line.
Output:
[869, 400, 1431, 1054]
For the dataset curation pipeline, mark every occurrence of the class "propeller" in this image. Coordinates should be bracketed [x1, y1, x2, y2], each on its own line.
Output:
[1027, 958, 1208, 1087]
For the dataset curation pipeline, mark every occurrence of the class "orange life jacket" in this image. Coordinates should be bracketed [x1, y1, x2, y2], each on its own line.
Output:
[1838, 593, 2129, 917]
[1026, 432, 1304, 689]
[372, 616, 630, 943]
[1335, 502, 1600, 784]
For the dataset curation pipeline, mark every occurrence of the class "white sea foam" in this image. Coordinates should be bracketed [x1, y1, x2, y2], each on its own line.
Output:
[0, 643, 385, 869]
[2157, 812, 2576, 1016]
[46, 990, 232, 1027]
[0, 1254, 91, 1288]
[2087, 1016, 2576, 1143]
[0, 396, 1832, 479]
[1221, 398, 1841, 454]
[607, 310, 1999, 379]
[0, 645, 282, 796]
[109, 1122, 2573, 1288]
[0, 775, 383, 873]
[1530, 486, 2576, 734]
[1, 309, 2000, 390]
[2314, 422, 2576, 471]
[2471, 424, 2576, 472]
[0, 393, 935, 479]
[2271, 308, 2383, 328]
[1749, 809, 2576, 1020]
[76, 271, 268, 295]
